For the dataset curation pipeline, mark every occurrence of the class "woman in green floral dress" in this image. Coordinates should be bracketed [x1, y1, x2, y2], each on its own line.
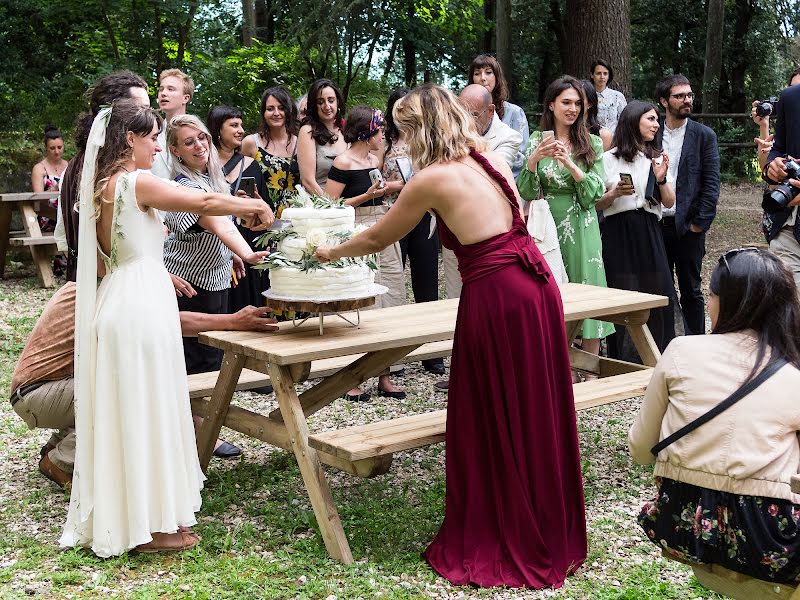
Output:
[517, 76, 614, 353]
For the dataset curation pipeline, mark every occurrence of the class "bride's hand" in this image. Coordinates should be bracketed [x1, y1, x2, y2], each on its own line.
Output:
[314, 246, 335, 263]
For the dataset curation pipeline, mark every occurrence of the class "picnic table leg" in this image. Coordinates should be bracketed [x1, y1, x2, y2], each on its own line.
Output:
[565, 319, 583, 344]
[19, 202, 54, 288]
[269, 361, 354, 564]
[627, 322, 661, 367]
[196, 350, 244, 472]
[0, 203, 11, 278]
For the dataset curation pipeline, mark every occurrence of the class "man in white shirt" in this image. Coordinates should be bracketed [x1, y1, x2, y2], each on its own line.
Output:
[151, 69, 194, 180]
[441, 85, 523, 299]
[654, 74, 720, 335]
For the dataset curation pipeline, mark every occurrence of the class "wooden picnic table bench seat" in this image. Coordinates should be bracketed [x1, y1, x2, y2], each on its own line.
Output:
[8, 234, 57, 247]
[1, 191, 61, 287]
[306, 368, 655, 466]
[187, 339, 455, 398]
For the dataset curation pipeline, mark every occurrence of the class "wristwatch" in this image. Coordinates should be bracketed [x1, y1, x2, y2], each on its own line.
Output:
[657, 177, 668, 186]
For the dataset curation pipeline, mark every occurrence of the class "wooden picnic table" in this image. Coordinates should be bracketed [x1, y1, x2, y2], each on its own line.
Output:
[0, 191, 60, 287]
[196, 282, 668, 563]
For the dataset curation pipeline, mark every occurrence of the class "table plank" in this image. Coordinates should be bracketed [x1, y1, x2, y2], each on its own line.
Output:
[0, 192, 60, 202]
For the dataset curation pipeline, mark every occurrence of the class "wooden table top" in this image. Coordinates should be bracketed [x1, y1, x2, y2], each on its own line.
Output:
[0, 192, 60, 203]
[200, 283, 667, 366]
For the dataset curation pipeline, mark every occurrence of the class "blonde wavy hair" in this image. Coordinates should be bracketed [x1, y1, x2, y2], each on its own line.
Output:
[167, 114, 229, 194]
[392, 83, 487, 170]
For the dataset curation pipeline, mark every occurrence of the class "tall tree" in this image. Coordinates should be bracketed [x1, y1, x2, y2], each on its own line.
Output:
[496, 0, 512, 89]
[242, 0, 254, 46]
[561, 0, 632, 95]
[702, 0, 725, 112]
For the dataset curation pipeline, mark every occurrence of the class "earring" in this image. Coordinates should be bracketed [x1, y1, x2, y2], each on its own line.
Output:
[177, 156, 183, 163]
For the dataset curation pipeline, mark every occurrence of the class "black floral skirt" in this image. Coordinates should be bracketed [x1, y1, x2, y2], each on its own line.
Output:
[639, 477, 800, 584]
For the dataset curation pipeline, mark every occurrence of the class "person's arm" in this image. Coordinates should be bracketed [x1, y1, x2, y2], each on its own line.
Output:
[316, 171, 433, 259]
[517, 132, 546, 200]
[197, 214, 269, 265]
[628, 344, 675, 465]
[240, 134, 259, 159]
[297, 125, 324, 195]
[599, 128, 614, 151]
[690, 128, 720, 232]
[765, 88, 789, 183]
[179, 305, 278, 337]
[616, 91, 627, 122]
[560, 136, 606, 210]
[31, 163, 45, 193]
[134, 172, 272, 229]
[653, 153, 676, 209]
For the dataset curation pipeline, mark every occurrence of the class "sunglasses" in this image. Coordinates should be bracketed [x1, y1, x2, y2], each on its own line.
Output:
[719, 247, 760, 273]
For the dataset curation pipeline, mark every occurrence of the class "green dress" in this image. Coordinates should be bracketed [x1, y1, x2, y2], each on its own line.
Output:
[517, 132, 614, 339]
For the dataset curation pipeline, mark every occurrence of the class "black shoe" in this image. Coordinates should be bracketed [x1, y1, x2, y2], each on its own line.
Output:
[434, 380, 449, 392]
[249, 384, 273, 395]
[424, 363, 446, 376]
[213, 441, 243, 459]
[342, 391, 371, 402]
[378, 388, 407, 399]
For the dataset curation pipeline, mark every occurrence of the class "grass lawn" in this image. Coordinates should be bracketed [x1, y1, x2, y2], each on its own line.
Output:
[0, 184, 761, 599]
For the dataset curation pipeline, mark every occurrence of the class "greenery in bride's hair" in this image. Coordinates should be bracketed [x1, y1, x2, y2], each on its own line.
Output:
[253, 227, 298, 249]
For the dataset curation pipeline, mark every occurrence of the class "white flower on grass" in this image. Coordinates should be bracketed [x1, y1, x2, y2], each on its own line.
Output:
[305, 228, 328, 247]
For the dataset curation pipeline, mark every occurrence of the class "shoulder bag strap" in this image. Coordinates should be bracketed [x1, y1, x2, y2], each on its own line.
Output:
[650, 357, 788, 456]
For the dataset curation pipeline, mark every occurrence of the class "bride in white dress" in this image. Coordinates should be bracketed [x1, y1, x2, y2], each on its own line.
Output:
[60, 99, 273, 557]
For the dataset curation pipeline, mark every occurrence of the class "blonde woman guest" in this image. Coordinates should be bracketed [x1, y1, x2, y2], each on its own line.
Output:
[314, 84, 585, 588]
[61, 99, 271, 556]
[326, 105, 405, 401]
[297, 79, 349, 195]
[164, 114, 273, 377]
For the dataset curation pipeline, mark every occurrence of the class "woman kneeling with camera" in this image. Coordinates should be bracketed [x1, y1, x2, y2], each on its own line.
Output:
[629, 248, 800, 583]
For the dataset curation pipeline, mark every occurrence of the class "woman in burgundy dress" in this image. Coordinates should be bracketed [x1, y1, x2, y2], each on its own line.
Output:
[314, 84, 586, 589]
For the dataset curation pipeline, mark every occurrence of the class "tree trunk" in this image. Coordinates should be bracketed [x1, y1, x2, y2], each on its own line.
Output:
[242, 0, 254, 46]
[725, 0, 754, 112]
[548, 0, 568, 72]
[496, 0, 512, 91]
[153, 0, 164, 73]
[483, 0, 495, 53]
[383, 33, 399, 81]
[563, 0, 631, 96]
[101, 11, 121, 61]
[702, 0, 725, 113]
[176, 1, 198, 68]
[255, 0, 275, 43]
[402, 1, 416, 86]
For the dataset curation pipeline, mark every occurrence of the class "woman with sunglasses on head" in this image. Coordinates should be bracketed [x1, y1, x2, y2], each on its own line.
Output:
[326, 105, 405, 401]
[207, 105, 271, 311]
[469, 54, 529, 177]
[596, 101, 675, 360]
[297, 79, 349, 196]
[629, 247, 800, 585]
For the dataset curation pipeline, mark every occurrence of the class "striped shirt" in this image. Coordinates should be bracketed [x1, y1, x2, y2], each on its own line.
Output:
[163, 175, 233, 291]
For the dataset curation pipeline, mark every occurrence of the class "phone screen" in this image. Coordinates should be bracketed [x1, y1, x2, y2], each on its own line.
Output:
[395, 157, 414, 183]
[240, 177, 255, 197]
[542, 130, 555, 140]
[619, 173, 634, 187]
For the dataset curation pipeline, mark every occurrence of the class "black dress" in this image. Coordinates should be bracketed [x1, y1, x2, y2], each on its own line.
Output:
[225, 154, 271, 312]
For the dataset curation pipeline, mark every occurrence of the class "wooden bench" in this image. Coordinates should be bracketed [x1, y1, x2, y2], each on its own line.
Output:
[307, 368, 654, 465]
[0, 191, 61, 287]
[665, 551, 800, 599]
[187, 339, 454, 398]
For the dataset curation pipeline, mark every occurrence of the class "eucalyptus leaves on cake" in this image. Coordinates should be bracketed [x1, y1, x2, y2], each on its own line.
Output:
[257, 185, 380, 301]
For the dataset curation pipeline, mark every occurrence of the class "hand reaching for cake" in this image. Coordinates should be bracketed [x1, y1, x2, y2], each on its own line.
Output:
[313, 246, 335, 263]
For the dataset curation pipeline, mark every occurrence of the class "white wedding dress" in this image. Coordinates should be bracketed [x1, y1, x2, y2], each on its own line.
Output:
[60, 170, 205, 557]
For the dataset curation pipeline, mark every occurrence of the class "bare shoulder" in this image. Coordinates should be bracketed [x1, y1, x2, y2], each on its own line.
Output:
[331, 152, 354, 169]
[31, 161, 45, 175]
[299, 124, 313, 138]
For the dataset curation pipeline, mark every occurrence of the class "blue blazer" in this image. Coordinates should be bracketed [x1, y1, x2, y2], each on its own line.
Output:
[655, 119, 720, 237]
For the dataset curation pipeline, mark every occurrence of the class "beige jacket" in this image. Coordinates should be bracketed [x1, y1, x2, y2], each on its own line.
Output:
[628, 331, 800, 503]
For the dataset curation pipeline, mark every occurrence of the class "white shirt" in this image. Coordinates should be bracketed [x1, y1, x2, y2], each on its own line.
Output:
[602, 150, 662, 219]
[596, 88, 627, 133]
[660, 120, 688, 217]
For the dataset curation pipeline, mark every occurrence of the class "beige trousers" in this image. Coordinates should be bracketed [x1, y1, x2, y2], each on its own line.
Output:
[442, 247, 462, 299]
[354, 205, 406, 309]
[770, 228, 800, 290]
[12, 378, 75, 472]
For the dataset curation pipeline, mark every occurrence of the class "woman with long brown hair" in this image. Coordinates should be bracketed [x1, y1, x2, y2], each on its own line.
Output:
[314, 84, 586, 589]
[517, 75, 614, 358]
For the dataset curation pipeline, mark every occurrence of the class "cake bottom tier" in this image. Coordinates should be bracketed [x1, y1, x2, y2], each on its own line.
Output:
[268, 264, 376, 300]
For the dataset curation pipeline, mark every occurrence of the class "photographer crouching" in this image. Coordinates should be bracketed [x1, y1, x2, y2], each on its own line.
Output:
[763, 82, 800, 288]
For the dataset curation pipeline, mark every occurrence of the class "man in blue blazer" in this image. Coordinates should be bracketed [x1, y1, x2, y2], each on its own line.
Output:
[764, 83, 800, 289]
[654, 74, 720, 335]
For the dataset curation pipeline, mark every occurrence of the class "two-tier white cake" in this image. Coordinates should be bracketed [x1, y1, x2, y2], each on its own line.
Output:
[255, 196, 377, 301]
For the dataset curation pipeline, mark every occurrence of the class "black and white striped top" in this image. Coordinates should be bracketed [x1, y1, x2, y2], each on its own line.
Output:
[163, 175, 233, 291]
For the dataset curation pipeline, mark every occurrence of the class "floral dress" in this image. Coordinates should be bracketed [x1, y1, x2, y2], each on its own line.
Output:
[517, 132, 614, 339]
[253, 147, 299, 218]
[640, 477, 800, 584]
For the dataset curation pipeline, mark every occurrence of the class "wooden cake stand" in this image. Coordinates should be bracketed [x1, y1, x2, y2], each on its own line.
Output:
[263, 286, 387, 335]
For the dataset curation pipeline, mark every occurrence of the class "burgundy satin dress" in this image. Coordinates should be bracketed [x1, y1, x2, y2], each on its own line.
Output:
[422, 150, 587, 588]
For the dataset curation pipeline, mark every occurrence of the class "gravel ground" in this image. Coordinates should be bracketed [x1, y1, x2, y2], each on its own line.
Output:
[0, 183, 762, 599]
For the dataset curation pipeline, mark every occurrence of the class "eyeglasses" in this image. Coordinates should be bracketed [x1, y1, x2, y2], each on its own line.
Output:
[670, 92, 695, 101]
[182, 132, 208, 147]
[719, 247, 760, 273]
[470, 108, 488, 119]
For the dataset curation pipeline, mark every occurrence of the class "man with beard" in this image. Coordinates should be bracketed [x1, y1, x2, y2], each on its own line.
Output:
[654, 74, 720, 335]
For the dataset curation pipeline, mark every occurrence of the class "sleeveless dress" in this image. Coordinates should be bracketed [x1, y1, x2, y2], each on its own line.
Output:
[422, 151, 587, 589]
[60, 171, 205, 557]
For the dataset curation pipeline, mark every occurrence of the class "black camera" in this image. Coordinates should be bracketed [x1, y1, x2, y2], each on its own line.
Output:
[756, 97, 780, 118]
[764, 159, 800, 212]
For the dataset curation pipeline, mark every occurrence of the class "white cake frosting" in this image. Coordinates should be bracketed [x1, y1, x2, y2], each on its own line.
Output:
[266, 204, 376, 300]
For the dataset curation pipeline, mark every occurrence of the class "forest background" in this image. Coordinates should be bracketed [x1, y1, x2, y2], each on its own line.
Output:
[2, 0, 800, 185]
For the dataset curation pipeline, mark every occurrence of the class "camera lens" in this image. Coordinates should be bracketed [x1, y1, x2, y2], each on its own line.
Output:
[756, 102, 774, 118]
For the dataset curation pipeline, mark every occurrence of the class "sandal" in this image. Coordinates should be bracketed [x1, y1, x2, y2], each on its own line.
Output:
[135, 530, 200, 553]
